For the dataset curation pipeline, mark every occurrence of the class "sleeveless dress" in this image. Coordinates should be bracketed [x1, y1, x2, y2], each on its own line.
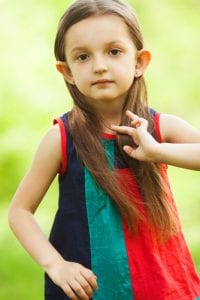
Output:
[45, 111, 200, 300]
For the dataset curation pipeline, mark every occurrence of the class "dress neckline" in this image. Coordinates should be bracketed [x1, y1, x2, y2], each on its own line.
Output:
[102, 132, 116, 140]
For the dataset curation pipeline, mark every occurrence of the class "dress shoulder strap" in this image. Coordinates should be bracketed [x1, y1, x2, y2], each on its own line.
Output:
[53, 113, 68, 175]
[150, 108, 163, 143]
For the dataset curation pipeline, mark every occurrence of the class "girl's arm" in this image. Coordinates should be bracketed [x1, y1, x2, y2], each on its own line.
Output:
[111, 110, 200, 170]
[8, 125, 97, 300]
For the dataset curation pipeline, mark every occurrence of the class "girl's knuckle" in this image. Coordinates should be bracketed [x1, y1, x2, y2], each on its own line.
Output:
[76, 286, 82, 294]
[63, 285, 70, 292]
[84, 286, 93, 296]
[63, 286, 75, 298]
[70, 294, 79, 300]
[81, 282, 88, 289]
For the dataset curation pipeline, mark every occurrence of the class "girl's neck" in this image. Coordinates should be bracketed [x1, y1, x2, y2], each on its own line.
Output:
[90, 99, 125, 134]
[101, 111, 122, 134]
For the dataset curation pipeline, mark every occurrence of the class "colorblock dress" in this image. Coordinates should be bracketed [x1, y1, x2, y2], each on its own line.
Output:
[45, 111, 200, 300]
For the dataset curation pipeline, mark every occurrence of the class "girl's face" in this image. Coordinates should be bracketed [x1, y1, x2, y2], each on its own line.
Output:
[60, 15, 148, 109]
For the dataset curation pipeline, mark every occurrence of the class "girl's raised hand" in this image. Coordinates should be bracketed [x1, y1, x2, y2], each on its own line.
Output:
[46, 259, 98, 300]
[111, 110, 159, 162]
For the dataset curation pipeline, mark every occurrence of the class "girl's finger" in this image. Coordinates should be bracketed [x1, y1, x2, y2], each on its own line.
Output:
[126, 110, 148, 129]
[123, 145, 136, 158]
[69, 280, 89, 300]
[81, 269, 98, 291]
[131, 118, 148, 130]
[126, 110, 140, 121]
[131, 119, 141, 128]
[62, 283, 79, 300]
[111, 125, 135, 136]
[76, 274, 94, 298]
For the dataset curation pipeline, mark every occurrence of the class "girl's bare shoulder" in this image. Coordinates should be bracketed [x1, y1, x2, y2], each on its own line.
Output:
[33, 124, 62, 172]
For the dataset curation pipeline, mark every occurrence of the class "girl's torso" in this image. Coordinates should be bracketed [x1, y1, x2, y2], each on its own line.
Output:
[45, 111, 200, 300]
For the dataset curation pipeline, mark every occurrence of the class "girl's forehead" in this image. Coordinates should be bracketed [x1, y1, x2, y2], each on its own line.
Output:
[64, 14, 132, 50]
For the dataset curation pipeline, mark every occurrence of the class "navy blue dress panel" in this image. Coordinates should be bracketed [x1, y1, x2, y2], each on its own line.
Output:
[45, 113, 91, 299]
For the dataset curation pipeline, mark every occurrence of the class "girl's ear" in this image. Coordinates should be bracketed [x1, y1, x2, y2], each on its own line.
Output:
[135, 49, 151, 78]
[55, 61, 75, 85]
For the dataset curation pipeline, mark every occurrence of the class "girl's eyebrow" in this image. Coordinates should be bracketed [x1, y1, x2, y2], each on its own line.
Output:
[70, 47, 88, 55]
[70, 40, 126, 54]
[105, 40, 126, 48]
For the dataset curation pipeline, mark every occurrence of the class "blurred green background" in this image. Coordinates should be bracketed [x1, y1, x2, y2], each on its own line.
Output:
[1, 0, 200, 299]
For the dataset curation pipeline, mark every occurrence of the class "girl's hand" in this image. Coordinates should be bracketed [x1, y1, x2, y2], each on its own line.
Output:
[111, 110, 159, 162]
[46, 260, 98, 300]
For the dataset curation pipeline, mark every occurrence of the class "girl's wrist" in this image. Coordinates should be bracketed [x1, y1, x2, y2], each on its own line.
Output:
[42, 253, 65, 274]
[148, 142, 163, 163]
[152, 142, 174, 164]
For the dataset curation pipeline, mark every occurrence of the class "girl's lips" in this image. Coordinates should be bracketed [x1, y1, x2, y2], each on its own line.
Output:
[92, 79, 114, 85]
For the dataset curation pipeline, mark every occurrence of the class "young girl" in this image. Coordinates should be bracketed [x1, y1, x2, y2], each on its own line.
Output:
[8, 0, 200, 299]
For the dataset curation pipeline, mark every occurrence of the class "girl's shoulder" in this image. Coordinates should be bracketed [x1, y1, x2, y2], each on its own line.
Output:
[33, 111, 70, 177]
[38, 123, 62, 168]
[23, 124, 62, 188]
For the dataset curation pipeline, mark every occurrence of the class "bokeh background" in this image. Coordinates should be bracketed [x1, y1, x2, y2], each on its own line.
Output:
[1, 0, 200, 299]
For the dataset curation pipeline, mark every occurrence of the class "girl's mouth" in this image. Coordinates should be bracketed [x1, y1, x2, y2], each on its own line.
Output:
[92, 79, 114, 85]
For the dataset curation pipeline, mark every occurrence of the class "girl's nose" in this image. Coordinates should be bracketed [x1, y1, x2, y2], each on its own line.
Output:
[93, 55, 108, 74]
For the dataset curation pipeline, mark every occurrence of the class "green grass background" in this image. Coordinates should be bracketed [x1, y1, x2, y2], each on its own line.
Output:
[0, 0, 200, 299]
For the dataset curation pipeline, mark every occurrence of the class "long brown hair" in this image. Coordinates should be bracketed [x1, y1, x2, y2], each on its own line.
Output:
[54, 0, 177, 240]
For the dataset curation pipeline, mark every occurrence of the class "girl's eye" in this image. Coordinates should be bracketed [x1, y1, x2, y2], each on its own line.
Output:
[109, 49, 121, 56]
[77, 54, 89, 61]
